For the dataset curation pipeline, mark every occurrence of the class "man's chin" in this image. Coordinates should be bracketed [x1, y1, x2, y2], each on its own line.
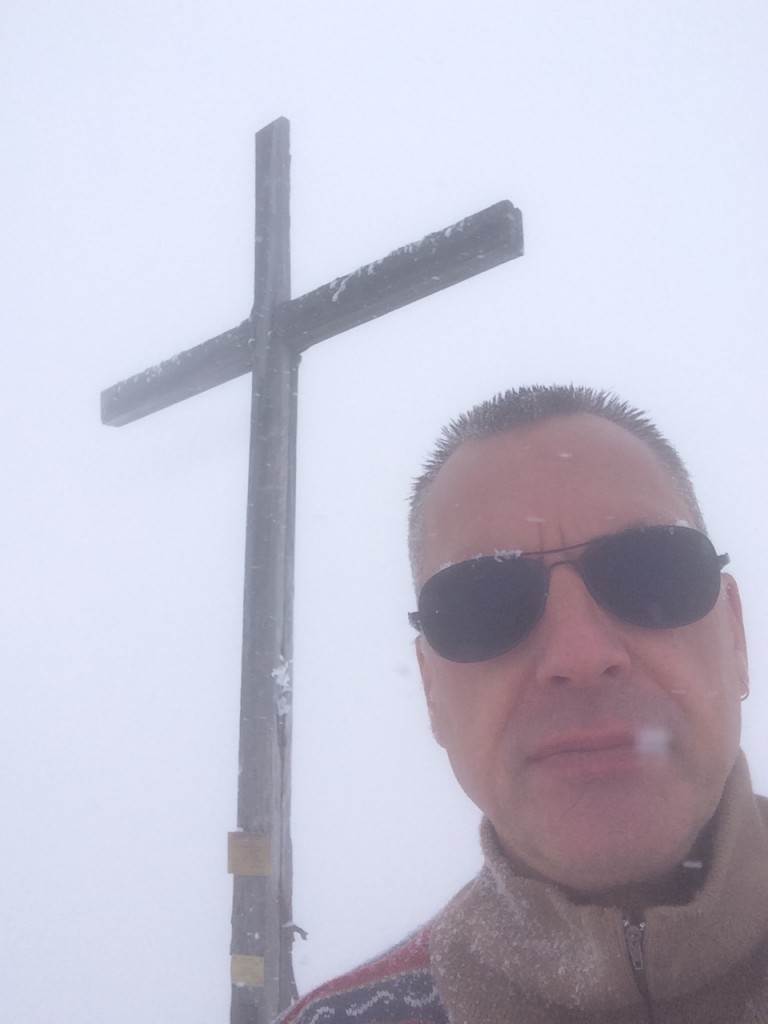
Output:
[544, 840, 691, 896]
[498, 786, 701, 894]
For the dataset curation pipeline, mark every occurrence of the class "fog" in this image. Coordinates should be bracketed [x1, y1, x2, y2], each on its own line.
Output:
[3, 2, 768, 1021]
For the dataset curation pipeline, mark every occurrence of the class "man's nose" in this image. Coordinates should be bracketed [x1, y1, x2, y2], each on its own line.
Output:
[532, 562, 633, 687]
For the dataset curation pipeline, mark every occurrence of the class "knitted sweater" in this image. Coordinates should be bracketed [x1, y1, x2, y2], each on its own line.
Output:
[278, 752, 768, 1024]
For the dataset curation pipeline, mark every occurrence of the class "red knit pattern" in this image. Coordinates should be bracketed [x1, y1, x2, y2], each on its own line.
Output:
[278, 926, 447, 1024]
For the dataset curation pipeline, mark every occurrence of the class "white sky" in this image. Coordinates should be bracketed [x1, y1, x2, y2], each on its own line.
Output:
[3, 2, 768, 1021]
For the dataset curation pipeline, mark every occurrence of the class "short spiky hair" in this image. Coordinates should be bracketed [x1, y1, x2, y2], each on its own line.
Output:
[408, 385, 704, 585]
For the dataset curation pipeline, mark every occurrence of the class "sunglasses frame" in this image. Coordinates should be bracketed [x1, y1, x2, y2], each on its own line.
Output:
[409, 525, 730, 663]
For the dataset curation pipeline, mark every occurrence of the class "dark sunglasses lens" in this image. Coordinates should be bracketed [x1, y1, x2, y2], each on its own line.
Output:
[582, 527, 722, 628]
[417, 556, 547, 662]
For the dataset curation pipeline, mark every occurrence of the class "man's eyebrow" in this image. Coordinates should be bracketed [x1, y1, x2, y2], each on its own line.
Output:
[434, 518, 694, 571]
[516, 519, 683, 558]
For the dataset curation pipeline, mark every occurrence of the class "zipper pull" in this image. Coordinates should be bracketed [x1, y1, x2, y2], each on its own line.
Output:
[623, 919, 645, 972]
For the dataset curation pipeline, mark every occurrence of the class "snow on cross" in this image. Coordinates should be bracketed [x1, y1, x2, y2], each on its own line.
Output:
[101, 116, 523, 1024]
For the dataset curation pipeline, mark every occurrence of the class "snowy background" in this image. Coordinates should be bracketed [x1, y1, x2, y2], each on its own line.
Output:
[3, 2, 768, 1021]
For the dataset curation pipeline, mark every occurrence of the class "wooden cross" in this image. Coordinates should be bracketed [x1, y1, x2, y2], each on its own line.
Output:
[101, 116, 523, 1024]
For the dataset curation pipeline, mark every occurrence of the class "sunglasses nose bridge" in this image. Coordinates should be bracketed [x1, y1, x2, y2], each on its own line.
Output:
[542, 554, 588, 586]
[540, 554, 604, 616]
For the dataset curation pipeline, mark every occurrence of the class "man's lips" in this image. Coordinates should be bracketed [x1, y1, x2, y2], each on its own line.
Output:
[528, 729, 643, 765]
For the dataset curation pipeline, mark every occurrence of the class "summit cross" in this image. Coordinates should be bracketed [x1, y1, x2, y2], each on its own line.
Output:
[101, 116, 523, 1024]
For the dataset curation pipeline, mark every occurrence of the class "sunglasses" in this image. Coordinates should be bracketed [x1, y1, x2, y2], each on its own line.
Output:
[409, 525, 729, 663]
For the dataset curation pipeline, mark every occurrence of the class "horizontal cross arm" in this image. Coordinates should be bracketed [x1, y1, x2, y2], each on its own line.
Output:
[101, 320, 255, 426]
[100, 201, 523, 427]
[273, 200, 523, 354]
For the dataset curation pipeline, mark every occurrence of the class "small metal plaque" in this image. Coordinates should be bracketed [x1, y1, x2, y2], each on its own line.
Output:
[228, 832, 271, 876]
[231, 954, 264, 988]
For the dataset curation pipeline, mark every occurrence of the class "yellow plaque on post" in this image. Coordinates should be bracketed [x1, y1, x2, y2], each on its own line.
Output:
[228, 832, 271, 876]
[231, 954, 264, 987]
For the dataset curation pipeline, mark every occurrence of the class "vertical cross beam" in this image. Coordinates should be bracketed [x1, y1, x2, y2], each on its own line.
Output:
[228, 119, 297, 1024]
[101, 116, 524, 1024]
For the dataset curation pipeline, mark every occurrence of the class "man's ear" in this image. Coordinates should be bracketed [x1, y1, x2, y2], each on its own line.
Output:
[723, 574, 749, 697]
[416, 637, 447, 748]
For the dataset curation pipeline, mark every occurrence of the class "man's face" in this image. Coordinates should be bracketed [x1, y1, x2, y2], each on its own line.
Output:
[416, 414, 747, 893]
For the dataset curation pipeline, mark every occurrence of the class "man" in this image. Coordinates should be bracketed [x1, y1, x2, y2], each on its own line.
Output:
[279, 385, 766, 1024]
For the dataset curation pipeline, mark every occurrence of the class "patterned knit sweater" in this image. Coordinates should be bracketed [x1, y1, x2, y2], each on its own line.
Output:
[278, 752, 768, 1024]
[277, 927, 446, 1024]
